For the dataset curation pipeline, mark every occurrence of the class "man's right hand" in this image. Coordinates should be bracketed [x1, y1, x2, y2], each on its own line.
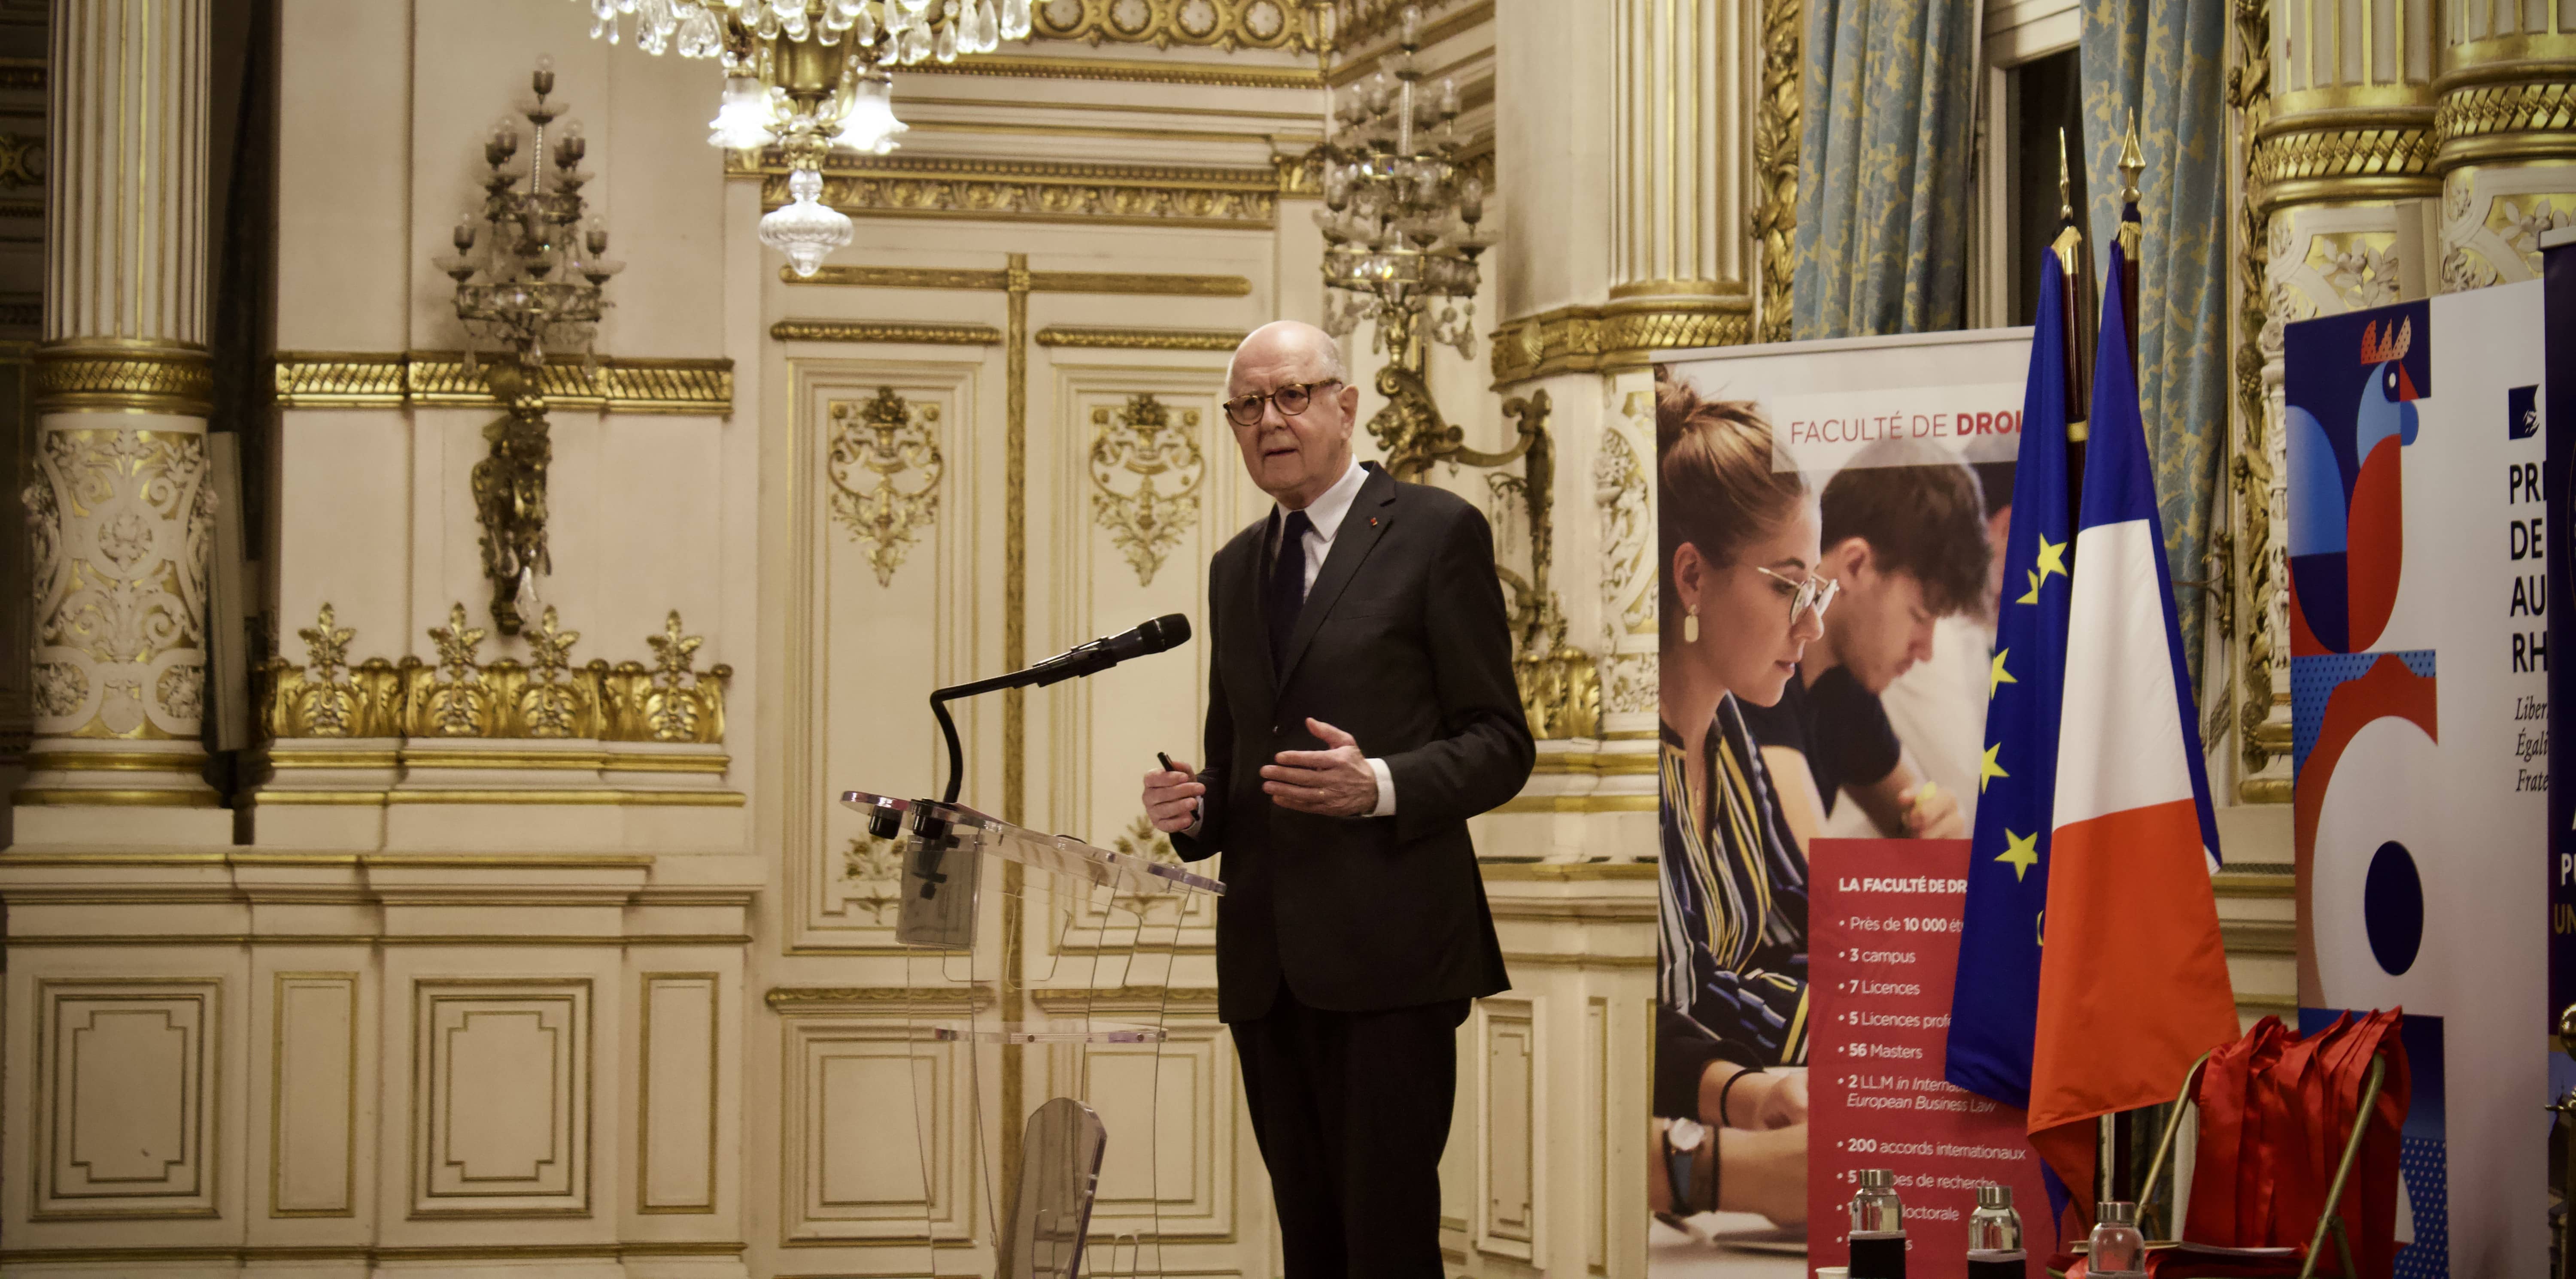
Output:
[1143, 758, 1204, 833]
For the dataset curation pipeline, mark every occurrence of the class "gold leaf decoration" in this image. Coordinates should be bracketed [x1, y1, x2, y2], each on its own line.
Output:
[828, 386, 945, 588]
[1088, 394, 1204, 587]
[258, 603, 728, 745]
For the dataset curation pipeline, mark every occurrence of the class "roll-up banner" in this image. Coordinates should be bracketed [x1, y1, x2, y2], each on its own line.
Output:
[1652, 331, 2038, 1277]
[2547, 236, 2576, 1269]
[2287, 282, 2549, 1277]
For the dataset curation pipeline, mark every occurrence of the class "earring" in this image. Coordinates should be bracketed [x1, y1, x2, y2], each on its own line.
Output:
[1683, 606, 1700, 645]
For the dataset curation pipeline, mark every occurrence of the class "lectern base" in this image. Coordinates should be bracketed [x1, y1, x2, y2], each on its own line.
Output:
[998, 1097, 1109, 1279]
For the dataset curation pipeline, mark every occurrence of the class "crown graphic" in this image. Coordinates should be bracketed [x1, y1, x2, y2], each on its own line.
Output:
[2361, 316, 2413, 365]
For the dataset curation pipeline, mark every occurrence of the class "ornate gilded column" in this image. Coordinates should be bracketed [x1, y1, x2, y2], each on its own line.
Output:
[2432, 3, 2576, 290]
[2228, 0, 2436, 801]
[17, 0, 221, 832]
[1604, 0, 1754, 367]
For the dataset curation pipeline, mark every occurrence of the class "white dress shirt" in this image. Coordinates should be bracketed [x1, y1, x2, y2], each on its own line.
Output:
[1187, 460, 1397, 830]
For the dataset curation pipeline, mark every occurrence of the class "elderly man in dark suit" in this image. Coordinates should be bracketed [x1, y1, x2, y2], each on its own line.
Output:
[1141, 319, 1534, 1278]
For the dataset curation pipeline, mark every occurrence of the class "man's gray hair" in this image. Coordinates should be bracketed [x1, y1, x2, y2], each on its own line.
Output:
[1228, 320, 1349, 387]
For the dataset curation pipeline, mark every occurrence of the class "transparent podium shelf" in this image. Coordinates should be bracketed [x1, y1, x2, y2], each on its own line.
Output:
[840, 789, 1225, 899]
[922, 1019, 1171, 1045]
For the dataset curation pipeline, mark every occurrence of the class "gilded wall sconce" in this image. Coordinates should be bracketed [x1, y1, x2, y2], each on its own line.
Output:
[431, 56, 623, 634]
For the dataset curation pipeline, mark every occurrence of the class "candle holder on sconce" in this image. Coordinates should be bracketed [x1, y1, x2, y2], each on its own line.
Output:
[430, 55, 623, 635]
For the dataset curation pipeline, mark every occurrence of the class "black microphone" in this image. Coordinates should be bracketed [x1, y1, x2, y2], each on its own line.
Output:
[1024, 614, 1193, 686]
[927, 614, 1194, 803]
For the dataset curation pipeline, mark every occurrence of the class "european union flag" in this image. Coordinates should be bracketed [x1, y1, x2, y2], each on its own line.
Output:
[1944, 247, 2075, 1112]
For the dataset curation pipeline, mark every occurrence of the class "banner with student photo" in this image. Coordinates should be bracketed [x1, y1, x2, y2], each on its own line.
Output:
[1649, 329, 2034, 1276]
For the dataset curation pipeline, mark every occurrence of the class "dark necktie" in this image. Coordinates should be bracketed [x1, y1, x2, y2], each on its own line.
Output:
[1267, 509, 1313, 674]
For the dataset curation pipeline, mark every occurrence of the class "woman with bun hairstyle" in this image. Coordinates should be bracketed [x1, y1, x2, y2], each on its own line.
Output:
[1647, 372, 1831, 1230]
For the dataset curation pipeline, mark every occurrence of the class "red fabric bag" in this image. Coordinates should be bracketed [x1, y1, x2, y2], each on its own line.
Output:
[2174, 1012, 2410, 1278]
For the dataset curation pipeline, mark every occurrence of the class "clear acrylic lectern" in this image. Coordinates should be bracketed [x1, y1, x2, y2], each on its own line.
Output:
[841, 788, 1226, 1279]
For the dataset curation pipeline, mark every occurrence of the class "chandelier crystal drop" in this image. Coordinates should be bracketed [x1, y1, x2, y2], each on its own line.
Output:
[1315, 4, 1494, 360]
[761, 167, 854, 278]
[579, 0, 1025, 273]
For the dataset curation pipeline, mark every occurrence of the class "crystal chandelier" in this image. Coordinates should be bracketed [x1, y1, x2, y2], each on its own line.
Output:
[1315, 4, 1492, 366]
[435, 56, 622, 370]
[577, 0, 1032, 276]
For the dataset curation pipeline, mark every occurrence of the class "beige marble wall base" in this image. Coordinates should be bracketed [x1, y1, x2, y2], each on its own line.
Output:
[9, 801, 232, 847]
[1449, 867, 1657, 1278]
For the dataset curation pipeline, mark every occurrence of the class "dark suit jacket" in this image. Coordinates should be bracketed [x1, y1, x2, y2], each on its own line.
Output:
[1172, 463, 1532, 1021]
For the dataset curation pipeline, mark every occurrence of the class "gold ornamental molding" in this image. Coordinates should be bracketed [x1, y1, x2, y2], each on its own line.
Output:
[2229, 0, 2284, 796]
[1035, 325, 1248, 350]
[259, 603, 731, 745]
[827, 387, 946, 588]
[1488, 305, 1601, 385]
[2433, 61, 2576, 170]
[750, 153, 1282, 230]
[782, 264, 1253, 296]
[902, 50, 1323, 89]
[1034, 0, 1321, 53]
[1488, 296, 1753, 385]
[2249, 109, 2439, 213]
[32, 340, 213, 415]
[1753, 0, 1801, 344]
[273, 352, 735, 415]
[769, 320, 1002, 345]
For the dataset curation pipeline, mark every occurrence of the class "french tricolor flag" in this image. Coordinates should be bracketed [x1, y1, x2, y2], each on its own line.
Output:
[2024, 257, 2241, 1212]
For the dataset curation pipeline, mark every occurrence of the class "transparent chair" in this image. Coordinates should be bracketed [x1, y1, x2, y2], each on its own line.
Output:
[842, 789, 1226, 1279]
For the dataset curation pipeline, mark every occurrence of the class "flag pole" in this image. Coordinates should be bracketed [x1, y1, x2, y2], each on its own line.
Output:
[2104, 110, 2150, 1212]
[2117, 111, 2144, 378]
[2053, 128, 2094, 539]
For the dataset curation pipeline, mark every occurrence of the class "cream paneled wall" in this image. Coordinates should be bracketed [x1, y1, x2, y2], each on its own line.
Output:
[3, 3, 1678, 1279]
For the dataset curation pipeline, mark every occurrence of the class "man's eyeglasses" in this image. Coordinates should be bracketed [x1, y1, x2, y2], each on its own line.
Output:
[1754, 565, 1839, 624]
[1223, 379, 1341, 428]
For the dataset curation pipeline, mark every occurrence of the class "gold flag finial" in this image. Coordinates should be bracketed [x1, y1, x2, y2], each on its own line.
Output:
[2118, 109, 2145, 207]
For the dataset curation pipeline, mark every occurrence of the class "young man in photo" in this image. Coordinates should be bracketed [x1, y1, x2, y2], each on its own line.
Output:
[1741, 436, 1993, 846]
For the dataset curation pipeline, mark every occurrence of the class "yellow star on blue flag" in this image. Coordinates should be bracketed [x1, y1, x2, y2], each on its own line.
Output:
[1996, 830, 2038, 881]
[2033, 533, 2068, 585]
[1989, 649, 2016, 698]
[1978, 743, 2007, 793]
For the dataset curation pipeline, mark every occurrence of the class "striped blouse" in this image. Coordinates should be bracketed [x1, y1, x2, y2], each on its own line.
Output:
[1658, 695, 1812, 1068]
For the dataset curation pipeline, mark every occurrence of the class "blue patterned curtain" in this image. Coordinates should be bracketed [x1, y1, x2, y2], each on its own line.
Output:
[2081, 0, 2229, 689]
[1791, 0, 1980, 339]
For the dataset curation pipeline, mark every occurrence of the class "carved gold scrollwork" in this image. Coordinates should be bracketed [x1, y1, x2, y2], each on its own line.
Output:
[843, 835, 903, 923]
[0, 130, 43, 189]
[256, 604, 730, 745]
[1594, 427, 1653, 638]
[27, 426, 213, 739]
[827, 387, 945, 588]
[1089, 394, 1205, 587]
[1751, 0, 1801, 345]
[760, 155, 1282, 230]
[603, 611, 732, 745]
[2231, 0, 2281, 785]
[260, 604, 404, 739]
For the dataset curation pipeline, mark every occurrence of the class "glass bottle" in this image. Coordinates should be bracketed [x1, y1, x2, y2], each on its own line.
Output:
[1965, 1184, 2025, 1278]
[1847, 1168, 1907, 1279]
[2088, 1200, 2146, 1277]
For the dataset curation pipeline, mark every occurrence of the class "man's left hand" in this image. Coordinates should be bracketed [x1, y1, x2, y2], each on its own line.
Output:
[1262, 718, 1379, 816]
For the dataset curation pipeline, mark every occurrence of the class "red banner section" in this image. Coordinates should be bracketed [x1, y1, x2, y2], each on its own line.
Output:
[1809, 839, 2053, 1279]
